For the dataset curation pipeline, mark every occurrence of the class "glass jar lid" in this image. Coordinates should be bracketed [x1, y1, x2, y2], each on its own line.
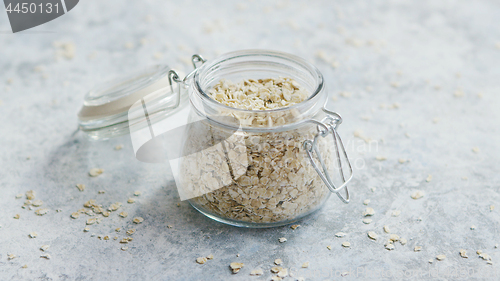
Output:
[77, 64, 187, 140]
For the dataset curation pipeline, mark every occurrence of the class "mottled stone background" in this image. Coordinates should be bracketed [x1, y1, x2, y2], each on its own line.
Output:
[1, 0, 499, 280]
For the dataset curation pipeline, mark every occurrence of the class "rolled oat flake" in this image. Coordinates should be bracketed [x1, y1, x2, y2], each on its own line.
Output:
[76, 50, 354, 228]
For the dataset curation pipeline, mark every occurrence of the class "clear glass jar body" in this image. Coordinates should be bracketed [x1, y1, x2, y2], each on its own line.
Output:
[180, 50, 336, 228]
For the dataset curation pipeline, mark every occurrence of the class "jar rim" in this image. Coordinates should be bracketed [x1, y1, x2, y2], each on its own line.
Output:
[193, 49, 325, 114]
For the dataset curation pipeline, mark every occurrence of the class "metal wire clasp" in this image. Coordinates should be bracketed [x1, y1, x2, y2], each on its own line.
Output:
[168, 54, 207, 108]
[303, 109, 353, 203]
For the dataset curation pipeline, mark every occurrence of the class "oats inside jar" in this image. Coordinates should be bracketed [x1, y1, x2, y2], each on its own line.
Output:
[184, 77, 334, 225]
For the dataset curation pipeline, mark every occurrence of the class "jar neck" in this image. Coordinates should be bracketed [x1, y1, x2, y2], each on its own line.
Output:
[188, 50, 328, 132]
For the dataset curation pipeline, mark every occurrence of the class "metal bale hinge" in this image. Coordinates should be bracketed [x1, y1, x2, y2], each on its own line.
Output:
[303, 109, 353, 203]
[168, 54, 207, 108]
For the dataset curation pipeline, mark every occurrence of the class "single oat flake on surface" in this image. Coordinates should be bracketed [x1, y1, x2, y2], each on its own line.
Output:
[230, 262, 244, 274]
[342, 241, 351, 248]
[35, 208, 49, 216]
[40, 254, 51, 260]
[29, 232, 38, 238]
[290, 224, 300, 230]
[302, 262, 309, 268]
[250, 268, 263, 276]
[367, 231, 378, 240]
[411, 191, 424, 200]
[459, 249, 468, 258]
[335, 232, 346, 238]
[363, 219, 372, 224]
[274, 259, 283, 265]
[40, 245, 49, 251]
[133, 217, 144, 224]
[278, 237, 287, 243]
[89, 168, 103, 177]
[391, 210, 401, 217]
[26, 190, 36, 200]
[119, 212, 128, 218]
[363, 207, 375, 216]
[414, 246, 422, 252]
[196, 257, 207, 264]
[426, 175, 432, 182]
[76, 184, 85, 191]
[383, 225, 390, 233]
[436, 254, 446, 261]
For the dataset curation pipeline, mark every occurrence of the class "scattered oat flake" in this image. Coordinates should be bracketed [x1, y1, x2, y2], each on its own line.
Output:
[134, 191, 141, 196]
[411, 191, 425, 200]
[477, 250, 483, 255]
[196, 257, 208, 264]
[89, 168, 103, 177]
[83, 227, 90, 232]
[391, 210, 401, 217]
[385, 243, 395, 251]
[363, 207, 375, 216]
[426, 175, 432, 182]
[290, 224, 300, 230]
[206, 254, 213, 260]
[367, 231, 378, 240]
[271, 266, 282, 273]
[363, 199, 370, 205]
[126, 229, 136, 235]
[40, 254, 51, 260]
[76, 184, 85, 191]
[127, 198, 135, 204]
[121, 246, 128, 251]
[459, 249, 468, 258]
[98, 190, 105, 194]
[472, 147, 480, 153]
[250, 269, 263, 276]
[119, 212, 128, 218]
[302, 262, 309, 268]
[277, 268, 288, 278]
[335, 232, 346, 238]
[35, 208, 49, 216]
[398, 158, 406, 164]
[375, 156, 387, 161]
[26, 190, 36, 200]
[8, 254, 16, 260]
[436, 255, 446, 261]
[383, 226, 390, 233]
[115, 144, 123, 150]
[40, 245, 49, 251]
[70, 212, 79, 219]
[363, 219, 372, 224]
[86, 218, 97, 225]
[29, 232, 38, 238]
[230, 262, 244, 274]
[13, 214, 20, 219]
[428, 259, 433, 263]
[342, 241, 351, 248]
[15, 193, 23, 199]
[278, 237, 287, 243]
[490, 205, 495, 211]
[327, 245, 332, 250]
[119, 238, 129, 244]
[22, 264, 28, 268]
[470, 225, 476, 230]
[400, 238, 407, 245]
[271, 276, 282, 281]
[115, 228, 121, 232]
[133, 217, 144, 224]
[389, 234, 400, 242]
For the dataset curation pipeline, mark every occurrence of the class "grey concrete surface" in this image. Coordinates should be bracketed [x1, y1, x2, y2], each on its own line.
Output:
[1, 0, 500, 280]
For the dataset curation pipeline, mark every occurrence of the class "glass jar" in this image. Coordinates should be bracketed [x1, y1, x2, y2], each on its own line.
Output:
[178, 50, 352, 227]
[77, 49, 352, 228]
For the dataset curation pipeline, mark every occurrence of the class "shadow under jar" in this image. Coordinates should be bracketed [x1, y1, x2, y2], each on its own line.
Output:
[179, 50, 352, 228]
